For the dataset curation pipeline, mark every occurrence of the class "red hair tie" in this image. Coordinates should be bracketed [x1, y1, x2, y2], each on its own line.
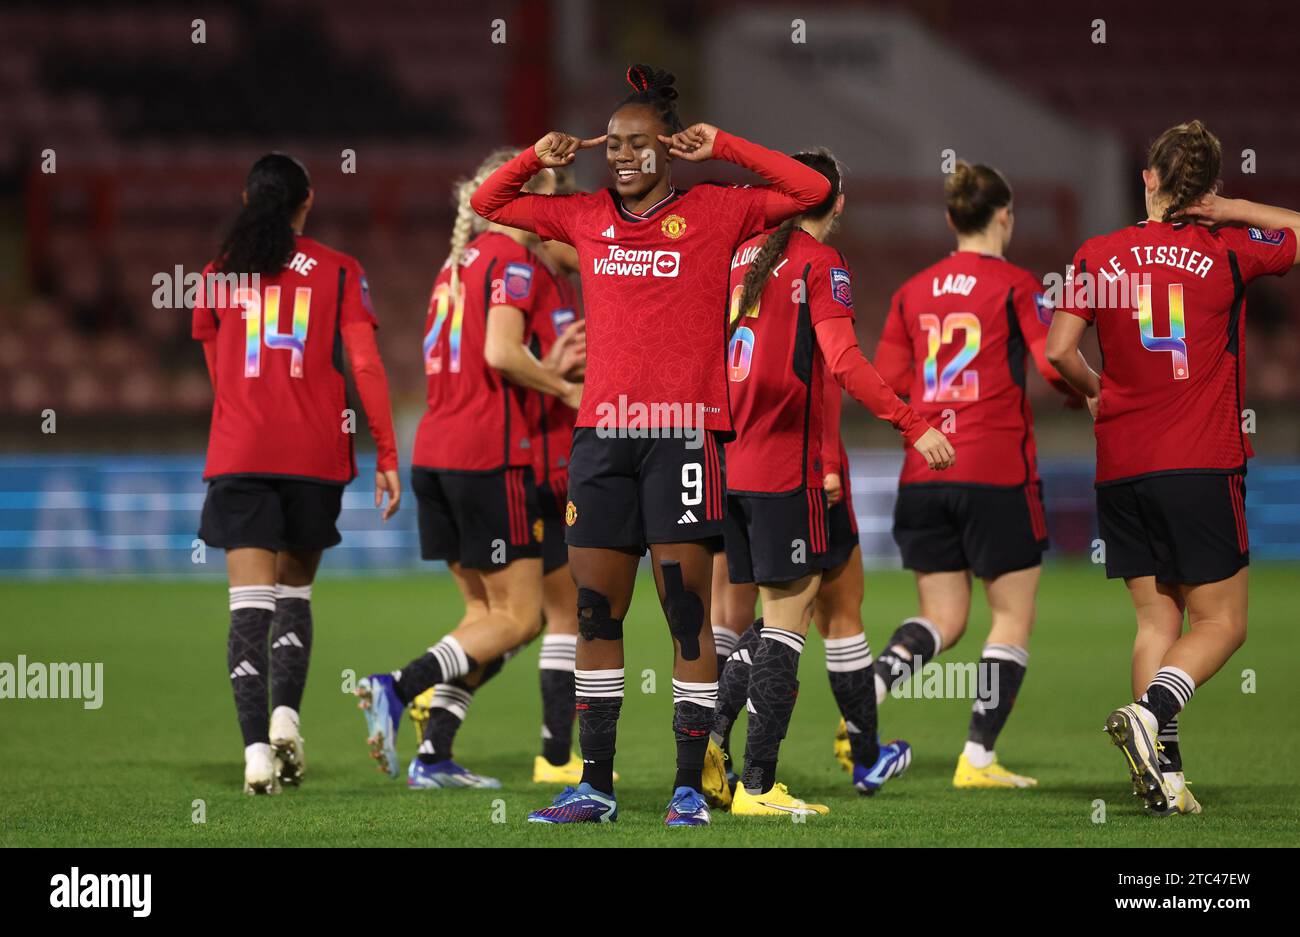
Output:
[626, 66, 647, 92]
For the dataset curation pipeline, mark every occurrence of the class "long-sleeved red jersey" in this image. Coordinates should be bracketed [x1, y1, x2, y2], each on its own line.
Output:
[193, 236, 397, 483]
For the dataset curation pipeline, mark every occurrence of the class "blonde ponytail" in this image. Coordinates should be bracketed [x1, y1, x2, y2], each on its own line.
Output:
[448, 147, 552, 294]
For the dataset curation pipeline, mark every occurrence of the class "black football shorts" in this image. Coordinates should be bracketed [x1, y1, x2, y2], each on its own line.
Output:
[198, 475, 343, 552]
[823, 492, 861, 572]
[537, 477, 570, 574]
[1097, 472, 1248, 584]
[412, 465, 542, 571]
[724, 487, 831, 585]
[893, 482, 1049, 580]
[564, 426, 726, 551]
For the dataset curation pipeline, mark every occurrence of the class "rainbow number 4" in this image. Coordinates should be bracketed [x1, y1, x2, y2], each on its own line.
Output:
[237, 286, 312, 378]
[423, 281, 466, 375]
[919, 312, 981, 402]
[727, 283, 760, 383]
[1136, 283, 1190, 381]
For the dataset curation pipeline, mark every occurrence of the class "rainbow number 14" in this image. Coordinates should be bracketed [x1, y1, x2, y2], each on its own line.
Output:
[238, 286, 312, 379]
[1136, 283, 1190, 381]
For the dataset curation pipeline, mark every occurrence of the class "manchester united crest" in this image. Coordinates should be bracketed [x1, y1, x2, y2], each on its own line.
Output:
[532, 518, 544, 543]
[565, 501, 578, 526]
[661, 214, 687, 239]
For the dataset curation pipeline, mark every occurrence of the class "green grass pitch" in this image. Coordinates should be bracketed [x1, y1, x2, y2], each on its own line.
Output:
[2, 563, 1296, 847]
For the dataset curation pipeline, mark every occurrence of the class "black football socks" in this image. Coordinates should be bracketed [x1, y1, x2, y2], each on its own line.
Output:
[393, 635, 475, 704]
[1138, 666, 1196, 738]
[873, 616, 942, 701]
[966, 643, 1029, 762]
[741, 627, 804, 795]
[416, 656, 508, 764]
[1157, 715, 1182, 772]
[711, 618, 763, 754]
[824, 632, 880, 767]
[227, 586, 276, 746]
[269, 584, 313, 714]
[712, 626, 739, 687]
[672, 681, 717, 792]
[575, 668, 623, 796]
[538, 634, 577, 766]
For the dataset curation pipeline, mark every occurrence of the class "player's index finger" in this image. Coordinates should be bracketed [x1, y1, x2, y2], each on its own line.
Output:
[579, 135, 607, 148]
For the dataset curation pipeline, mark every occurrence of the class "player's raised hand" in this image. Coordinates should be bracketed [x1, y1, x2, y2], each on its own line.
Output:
[914, 427, 956, 471]
[659, 123, 718, 162]
[823, 472, 843, 507]
[1183, 193, 1236, 226]
[534, 131, 606, 167]
[375, 469, 401, 521]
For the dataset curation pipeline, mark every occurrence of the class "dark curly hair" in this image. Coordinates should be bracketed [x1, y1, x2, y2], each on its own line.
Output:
[616, 63, 684, 133]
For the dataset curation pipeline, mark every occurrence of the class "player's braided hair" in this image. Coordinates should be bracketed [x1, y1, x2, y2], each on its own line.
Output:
[448, 148, 553, 295]
[1148, 120, 1221, 222]
[944, 161, 1012, 235]
[618, 63, 684, 133]
[737, 149, 842, 323]
[217, 153, 310, 275]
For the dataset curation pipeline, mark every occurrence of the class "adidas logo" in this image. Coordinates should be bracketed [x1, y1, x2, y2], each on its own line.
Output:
[677, 509, 699, 524]
[600, 225, 615, 238]
[230, 660, 259, 678]
[272, 632, 304, 650]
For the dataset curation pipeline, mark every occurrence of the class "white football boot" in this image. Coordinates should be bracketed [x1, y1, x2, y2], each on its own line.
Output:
[269, 706, 306, 787]
[244, 742, 282, 795]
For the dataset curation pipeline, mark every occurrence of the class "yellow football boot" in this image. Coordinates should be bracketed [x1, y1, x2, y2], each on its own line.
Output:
[407, 687, 436, 742]
[833, 718, 853, 772]
[731, 782, 829, 817]
[1154, 771, 1202, 816]
[532, 752, 618, 785]
[952, 753, 1038, 789]
[701, 739, 733, 810]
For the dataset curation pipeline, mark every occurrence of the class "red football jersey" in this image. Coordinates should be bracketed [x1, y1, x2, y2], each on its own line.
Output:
[527, 269, 582, 500]
[1068, 221, 1294, 484]
[877, 252, 1056, 487]
[524, 184, 770, 436]
[726, 229, 854, 493]
[193, 236, 377, 483]
[412, 231, 550, 473]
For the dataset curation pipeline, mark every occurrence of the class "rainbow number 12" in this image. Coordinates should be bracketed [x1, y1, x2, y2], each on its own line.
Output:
[238, 286, 312, 378]
[1136, 283, 1190, 381]
[919, 312, 981, 402]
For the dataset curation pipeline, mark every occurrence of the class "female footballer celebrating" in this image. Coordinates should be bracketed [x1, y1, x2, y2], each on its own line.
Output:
[193, 153, 400, 794]
[702, 150, 952, 817]
[872, 161, 1076, 790]
[1046, 121, 1299, 816]
[472, 64, 832, 826]
[355, 150, 583, 785]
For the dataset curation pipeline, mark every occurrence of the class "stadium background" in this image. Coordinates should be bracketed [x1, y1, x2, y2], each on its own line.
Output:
[4, 0, 1300, 852]
[2, 0, 1299, 574]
